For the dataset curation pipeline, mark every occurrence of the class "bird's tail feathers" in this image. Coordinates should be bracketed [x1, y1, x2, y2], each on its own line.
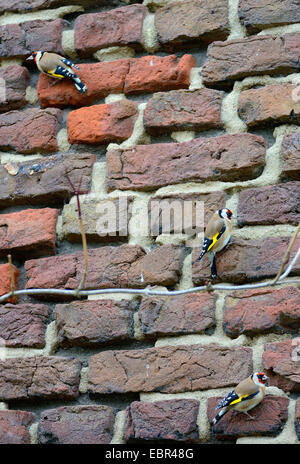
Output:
[70, 74, 87, 94]
[212, 407, 228, 426]
[191, 250, 206, 266]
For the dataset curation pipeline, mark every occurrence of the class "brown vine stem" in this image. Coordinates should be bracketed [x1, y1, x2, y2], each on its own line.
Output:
[272, 223, 300, 285]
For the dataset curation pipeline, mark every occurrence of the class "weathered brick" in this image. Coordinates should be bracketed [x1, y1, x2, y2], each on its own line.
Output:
[0, 19, 64, 58]
[295, 398, 300, 440]
[237, 182, 300, 226]
[0, 264, 19, 304]
[207, 396, 289, 441]
[124, 54, 196, 94]
[25, 245, 185, 294]
[38, 60, 130, 108]
[62, 197, 133, 242]
[0, 303, 48, 348]
[0, 65, 29, 113]
[67, 100, 138, 145]
[143, 89, 224, 135]
[202, 34, 300, 89]
[0, 153, 96, 208]
[224, 287, 300, 339]
[148, 191, 226, 235]
[238, 84, 300, 128]
[0, 208, 58, 258]
[0, 410, 36, 444]
[125, 399, 200, 443]
[87, 344, 253, 394]
[238, 0, 300, 34]
[155, 0, 229, 49]
[0, 356, 81, 401]
[139, 293, 217, 338]
[192, 237, 300, 285]
[54, 299, 135, 347]
[0, 0, 115, 13]
[75, 5, 147, 57]
[263, 339, 300, 393]
[0, 108, 62, 154]
[38, 405, 116, 444]
[106, 133, 266, 192]
[281, 132, 300, 180]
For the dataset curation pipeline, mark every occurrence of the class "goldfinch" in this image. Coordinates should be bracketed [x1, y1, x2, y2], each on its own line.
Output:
[212, 372, 268, 426]
[27, 51, 87, 94]
[192, 208, 233, 279]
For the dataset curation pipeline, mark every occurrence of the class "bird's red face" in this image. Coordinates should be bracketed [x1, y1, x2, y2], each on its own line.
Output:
[26, 51, 39, 62]
[256, 372, 268, 385]
[226, 209, 233, 220]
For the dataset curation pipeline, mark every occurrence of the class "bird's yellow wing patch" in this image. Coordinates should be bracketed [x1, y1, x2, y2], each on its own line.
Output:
[46, 69, 64, 79]
[207, 231, 219, 252]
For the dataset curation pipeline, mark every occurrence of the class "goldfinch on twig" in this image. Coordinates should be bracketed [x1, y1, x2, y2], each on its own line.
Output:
[192, 208, 233, 279]
[212, 372, 268, 426]
[27, 51, 87, 94]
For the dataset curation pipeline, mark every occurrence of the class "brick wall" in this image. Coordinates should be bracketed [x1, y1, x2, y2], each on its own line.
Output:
[0, 0, 299, 445]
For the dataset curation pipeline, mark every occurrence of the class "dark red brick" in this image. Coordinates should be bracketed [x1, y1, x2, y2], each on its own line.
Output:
[281, 132, 300, 180]
[0, 153, 96, 208]
[202, 34, 300, 89]
[237, 182, 300, 226]
[0, 108, 62, 154]
[192, 236, 300, 285]
[155, 0, 229, 49]
[0, 0, 112, 13]
[0, 264, 19, 304]
[125, 400, 200, 443]
[106, 133, 266, 192]
[0, 356, 81, 401]
[143, 88, 224, 135]
[138, 293, 217, 338]
[238, 0, 300, 34]
[75, 5, 147, 57]
[0, 410, 36, 444]
[54, 299, 135, 347]
[207, 396, 289, 441]
[38, 405, 115, 444]
[295, 398, 300, 439]
[0, 303, 48, 348]
[0, 65, 29, 113]
[87, 344, 253, 394]
[224, 287, 300, 339]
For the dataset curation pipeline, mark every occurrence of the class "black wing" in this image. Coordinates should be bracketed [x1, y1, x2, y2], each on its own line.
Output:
[216, 390, 239, 410]
[62, 58, 80, 70]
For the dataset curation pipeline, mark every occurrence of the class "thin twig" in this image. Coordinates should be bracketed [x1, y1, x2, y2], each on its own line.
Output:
[272, 224, 300, 285]
[7, 254, 15, 296]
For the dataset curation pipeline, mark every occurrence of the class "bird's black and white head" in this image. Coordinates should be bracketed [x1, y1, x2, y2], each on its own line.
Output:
[218, 208, 233, 221]
[26, 51, 44, 63]
[252, 372, 268, 386]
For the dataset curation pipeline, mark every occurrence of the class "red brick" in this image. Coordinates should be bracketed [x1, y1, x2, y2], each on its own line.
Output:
[238, 84, 300, 128]
[38, 60, 130, 108]
[0, 65, 29, 113]
[281, 132, 300, 180]
[238, 0, 300, 34]
[25, 245, 185, 294]
[155, 0, 229, 49]
[125, 400, 200, 443]
[106, 133, 266, 192]
[0, 303, 48, 348]
[207, 396, 289, 441]
[295, 398, 300, 439]
[203, 34, 300, 89]
[74, 5, 147, 57]
[0, 0, 109, 13]
[148, 191, 226, 235]
[0, 410, 36, 444]
[124, 54, 196, 95]
[138, 293, 217, 338]
[263, 339, 300, 392]
[223, 287, 300, 339]
[0, 208, 58, 258]
[237, 182, 300, 226]
[38, 405, 115, 444]
[0, 19, 64, 58]
[0, 153, 96, 208]
[192, 236, 300, 285]
[87, 344, 253, 394]
[54, 299, 135, 347]
[143, 89, 224, 135]
[0, 356, 81, 401]
[0, 264, 19, 304]
[0, 108, 62, 154]
[67, 100, 138, 145]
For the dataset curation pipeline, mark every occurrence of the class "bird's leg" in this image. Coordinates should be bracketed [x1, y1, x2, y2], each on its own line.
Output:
[243, 411, 255, 420]
[208, 253, 218, 279]
[49, 79, 60, 87]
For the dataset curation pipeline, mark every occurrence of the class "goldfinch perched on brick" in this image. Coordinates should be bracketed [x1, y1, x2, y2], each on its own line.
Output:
[192, 208, 233, 279]
[212, 372, 268, 426]
[27, 51, 87, 94]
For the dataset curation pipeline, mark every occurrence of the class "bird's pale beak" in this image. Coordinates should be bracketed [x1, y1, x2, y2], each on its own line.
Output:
[26, 55, 33, 60]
